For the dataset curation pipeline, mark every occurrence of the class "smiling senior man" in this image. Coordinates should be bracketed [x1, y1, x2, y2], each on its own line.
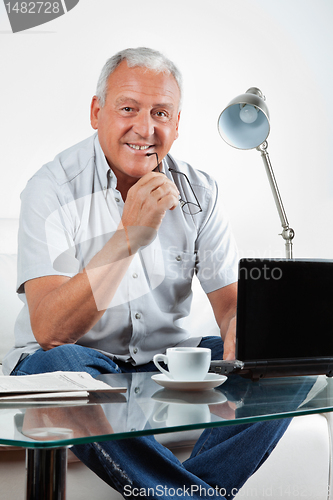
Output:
[4, 47, 291, 499]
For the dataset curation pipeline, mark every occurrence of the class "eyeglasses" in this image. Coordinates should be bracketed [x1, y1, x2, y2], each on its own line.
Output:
[147, 153, 202, 216]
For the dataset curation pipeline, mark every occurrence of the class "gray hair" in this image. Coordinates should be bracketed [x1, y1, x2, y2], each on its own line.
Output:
[95, 47, 183, 110]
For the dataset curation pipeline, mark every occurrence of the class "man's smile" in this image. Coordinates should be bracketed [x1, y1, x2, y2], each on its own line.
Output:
[127, 143, 152, 150]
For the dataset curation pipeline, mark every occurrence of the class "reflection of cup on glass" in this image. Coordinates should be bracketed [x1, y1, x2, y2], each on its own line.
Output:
[23, 427, 74, 441]
[153, 403, 211, 427]
[153, 347, 211, 381]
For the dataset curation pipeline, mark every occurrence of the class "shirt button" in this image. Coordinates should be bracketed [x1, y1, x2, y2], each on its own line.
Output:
[135, 313, 141, 320]
[103, 186, 107, 191]
[115, 197, 120, 203]
[134, 387, 140, 394]
[132, 273, 138, 279]
[176, 255, 182, 261]
[133, 347, 138, 354]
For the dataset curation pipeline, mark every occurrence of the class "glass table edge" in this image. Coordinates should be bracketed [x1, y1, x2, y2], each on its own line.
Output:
[1, 405, 332, 450]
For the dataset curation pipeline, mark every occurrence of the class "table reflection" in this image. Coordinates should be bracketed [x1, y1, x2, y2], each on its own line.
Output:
[16, 372, 327, 445]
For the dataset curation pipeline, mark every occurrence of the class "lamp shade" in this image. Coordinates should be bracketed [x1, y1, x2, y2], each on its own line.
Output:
[218, 89, 270, 150]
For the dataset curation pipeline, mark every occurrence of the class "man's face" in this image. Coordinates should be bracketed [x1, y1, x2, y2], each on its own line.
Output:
[91, 60, 181, 187]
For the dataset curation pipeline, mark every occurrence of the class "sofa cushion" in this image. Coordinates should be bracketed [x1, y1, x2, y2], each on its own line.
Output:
[0, 219, 21, 366]
[0, 254, 22, 364]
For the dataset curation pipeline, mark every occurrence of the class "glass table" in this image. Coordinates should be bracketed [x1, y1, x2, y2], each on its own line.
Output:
[0, 371, 332, 499]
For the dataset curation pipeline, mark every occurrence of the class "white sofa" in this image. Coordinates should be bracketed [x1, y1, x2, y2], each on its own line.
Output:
[0, 218, 332, 500]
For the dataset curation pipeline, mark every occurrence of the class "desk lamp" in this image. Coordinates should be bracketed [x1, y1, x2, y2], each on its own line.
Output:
[217, 88, 295, 259]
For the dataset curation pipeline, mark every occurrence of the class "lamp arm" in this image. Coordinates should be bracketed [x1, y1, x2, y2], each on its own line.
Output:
[257, 141, 295, 259]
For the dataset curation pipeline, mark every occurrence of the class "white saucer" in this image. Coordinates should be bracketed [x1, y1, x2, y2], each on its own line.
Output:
[152, 388, 227, 405]
[151, 373, 227, 391]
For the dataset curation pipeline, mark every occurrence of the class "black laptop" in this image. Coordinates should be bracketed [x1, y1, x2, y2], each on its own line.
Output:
[211, 258, 333, 380]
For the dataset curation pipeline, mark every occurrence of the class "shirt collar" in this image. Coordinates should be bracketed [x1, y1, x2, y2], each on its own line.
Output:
[94, 134, 118, 191]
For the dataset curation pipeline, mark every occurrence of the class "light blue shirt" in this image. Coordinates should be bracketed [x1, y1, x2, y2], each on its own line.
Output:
[3, 134, 238, 375]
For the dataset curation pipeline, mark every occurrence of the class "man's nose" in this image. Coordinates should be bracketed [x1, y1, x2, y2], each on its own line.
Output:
[132, 111, 154, 138]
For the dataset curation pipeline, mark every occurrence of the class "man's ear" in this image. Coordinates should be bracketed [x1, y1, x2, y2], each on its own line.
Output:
[175, 111, 181, 140]
[90, 96, 101, 130]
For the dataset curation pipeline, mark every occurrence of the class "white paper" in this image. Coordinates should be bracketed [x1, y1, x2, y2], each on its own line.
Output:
[0, 392, 91, 405]
[0, 391, 89, 401]
[0, 371, 126, 399]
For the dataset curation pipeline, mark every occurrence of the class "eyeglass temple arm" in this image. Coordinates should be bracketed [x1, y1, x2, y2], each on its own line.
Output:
[168, 168, 202, 211]
[146, 152, 161, 172]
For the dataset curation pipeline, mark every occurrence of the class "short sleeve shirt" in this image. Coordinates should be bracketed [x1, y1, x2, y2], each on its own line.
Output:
[2, 134, 238, 375]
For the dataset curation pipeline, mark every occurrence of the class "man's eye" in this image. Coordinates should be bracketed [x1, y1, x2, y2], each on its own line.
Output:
[156, 111, 167, 117]
[122, 107, 133, 112]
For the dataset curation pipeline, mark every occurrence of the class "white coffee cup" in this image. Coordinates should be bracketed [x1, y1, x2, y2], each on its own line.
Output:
[153, 347, 211, 381]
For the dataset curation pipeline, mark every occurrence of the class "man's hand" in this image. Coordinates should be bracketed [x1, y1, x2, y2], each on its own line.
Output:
[120, 171, 179, 248]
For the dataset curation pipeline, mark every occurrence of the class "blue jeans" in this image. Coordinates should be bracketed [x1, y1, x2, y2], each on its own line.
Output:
[12, 338, 291, 499]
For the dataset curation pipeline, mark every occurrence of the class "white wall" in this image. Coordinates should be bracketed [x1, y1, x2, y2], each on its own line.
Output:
[1, 0, 332, 259]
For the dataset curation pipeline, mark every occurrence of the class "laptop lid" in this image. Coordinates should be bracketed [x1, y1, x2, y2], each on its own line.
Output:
[236, 258, 333, 380]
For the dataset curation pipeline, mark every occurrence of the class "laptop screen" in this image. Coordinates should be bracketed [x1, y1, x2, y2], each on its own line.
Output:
[236, 259, 333, 362]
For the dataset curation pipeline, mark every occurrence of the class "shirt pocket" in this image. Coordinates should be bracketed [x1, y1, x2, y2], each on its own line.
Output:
[162, 248, 196, 284]
[152, 248, 196, 311]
